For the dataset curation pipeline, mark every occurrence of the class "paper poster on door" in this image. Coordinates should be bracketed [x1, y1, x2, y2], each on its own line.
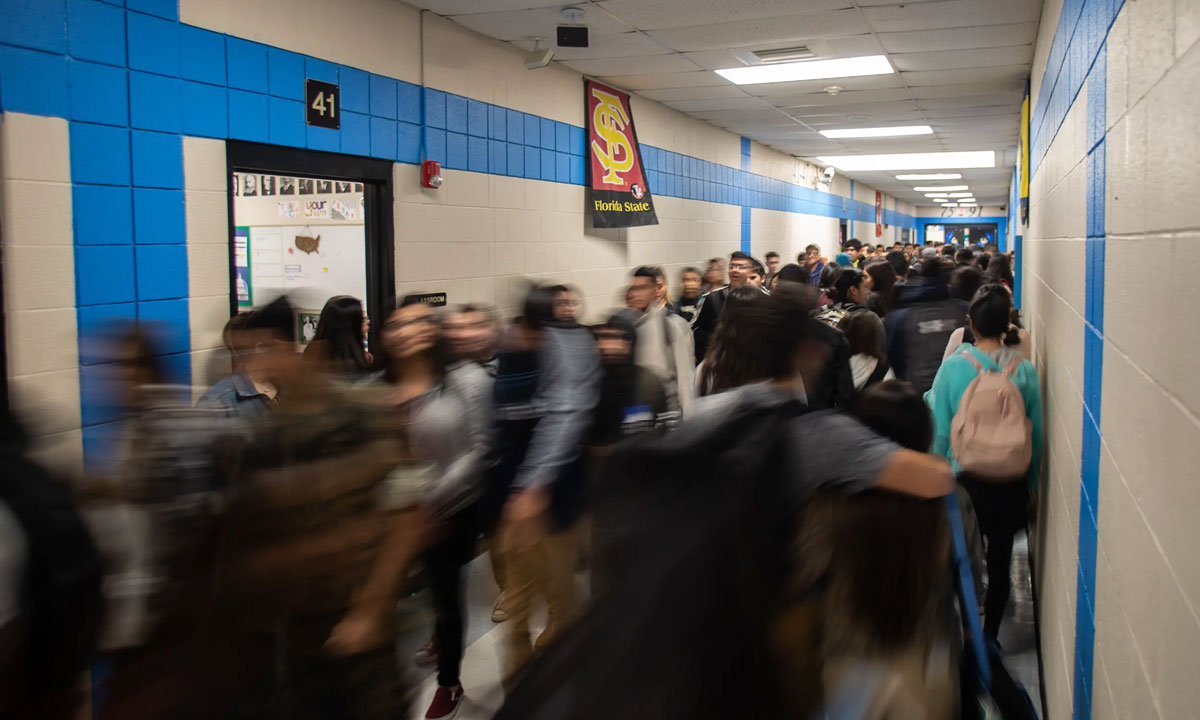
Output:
[235, 226, 252, 307]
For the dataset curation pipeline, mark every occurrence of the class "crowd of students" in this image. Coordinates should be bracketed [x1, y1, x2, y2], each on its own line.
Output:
[0, 238, 1042, 720]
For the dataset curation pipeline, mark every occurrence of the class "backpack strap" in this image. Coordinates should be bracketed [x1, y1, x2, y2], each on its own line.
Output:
[1003, 359, 1021, 378]
[962, 349, 984, 372]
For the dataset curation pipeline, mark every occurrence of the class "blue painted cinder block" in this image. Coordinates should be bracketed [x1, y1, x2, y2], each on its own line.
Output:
[71, 123, 131, 185]
[570, 125, 585, 156]
[180, 81, 226, 138]
[370, 74, 397, 119]
[555, 152, 569, 183]
[180, 25, 225, 85]
[539, 117, 555, 150]
[74, 185, 133, 245]
[126, 0, 178, 21]
[540, 148, 554, 182]
[506, 142, 524, 177]
[569, 155, 584, 185]
[129, 71, 181, 132]
[523, 113, 540, 147]
[555, 121, 571, 153]
[488, 139, 506, 175]
[228, 89, 269, 142]
[338, 110, 369, 156]
[397, 81, 420, 125]
[397, 121, 420, 163]
[467, 99, 488, 138]
[425, 127, 446, 164]
[77, 302, 137, 363]
[269, 96, 306, 148]
[131, 130, 182, 189]
[135, 244, 188, 300]
[1, 0, 68, 54]
[81, 421, 122, 474]
[445, 94, 467, 134]
[506, 109, 523, 144]
[339, 66, 369, 114]
[425, 88, 446, 129]
[446, 131, 467, 169]
[488, 105, 506, 141]
[67, 0, 126, 66]
[305, 57, 337, 84]
[226, 37, 268, 93]
[76, 244, 135, 305]
[132, 188, 184, 244]
[306, 124, 338, 153]
[468, 135, 488, 173]
[127, 12, 179, 76]
[70, 61, 128, 126]
[0, 46, 69, 116]
[157, 351, 191, 386]
[79, 364, 122, 426]
[369, 117, 397, 160]
[523, 146, 539, 180]
[136, 298, 189, 354]
[267, 48, 304, 100]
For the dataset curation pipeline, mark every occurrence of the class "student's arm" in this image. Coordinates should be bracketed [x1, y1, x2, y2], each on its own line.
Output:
[873, 450, 955, 498]
[670, 315, 696, 415]
[924, 359, 959, 459]
[424, 364, 493, 517]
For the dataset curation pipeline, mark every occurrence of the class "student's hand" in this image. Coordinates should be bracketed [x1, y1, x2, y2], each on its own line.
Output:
[501, 487, 549, 552]
[325, 608, 386, 656]
[875, 450, 955, 498]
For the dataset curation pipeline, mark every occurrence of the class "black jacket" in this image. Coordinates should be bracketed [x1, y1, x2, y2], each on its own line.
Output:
[883, 278, 968, 395]
[691, 287, 728, 363]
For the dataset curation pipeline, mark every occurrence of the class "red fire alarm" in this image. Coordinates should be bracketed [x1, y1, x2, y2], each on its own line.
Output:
[422, 160, 443, 189]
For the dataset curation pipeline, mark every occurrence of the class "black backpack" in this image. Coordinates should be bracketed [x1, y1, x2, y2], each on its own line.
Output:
[497, 395, 808, 720]
[0, 445, 104, 695]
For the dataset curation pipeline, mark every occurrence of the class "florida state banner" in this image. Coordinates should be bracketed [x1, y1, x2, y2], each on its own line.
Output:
[585, 80, 658, 228]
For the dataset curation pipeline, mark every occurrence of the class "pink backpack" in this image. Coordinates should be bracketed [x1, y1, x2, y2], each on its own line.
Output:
[950, 351, 1032, 480]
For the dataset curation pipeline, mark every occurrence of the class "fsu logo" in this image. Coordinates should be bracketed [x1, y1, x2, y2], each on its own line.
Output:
[590, 87, 636, 185]
[631, 183, 645, 199]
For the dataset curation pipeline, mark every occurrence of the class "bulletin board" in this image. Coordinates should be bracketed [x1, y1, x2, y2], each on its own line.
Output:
[246, 224, 368, 313]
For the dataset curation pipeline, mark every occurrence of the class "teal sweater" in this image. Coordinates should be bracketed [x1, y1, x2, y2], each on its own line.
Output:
[924, 344, 1044, 489]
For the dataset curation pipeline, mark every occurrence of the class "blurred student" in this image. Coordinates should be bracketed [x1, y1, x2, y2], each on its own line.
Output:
[675, 267, 704, 324]
[303, 295, 372, 381]
[626, 267, 695, 420]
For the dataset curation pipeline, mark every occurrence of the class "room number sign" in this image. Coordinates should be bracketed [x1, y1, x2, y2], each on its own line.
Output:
[306, 79, 340, 129]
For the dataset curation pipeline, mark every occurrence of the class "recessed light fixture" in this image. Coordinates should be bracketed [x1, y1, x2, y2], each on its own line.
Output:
[945, 192, 974, 198]
[716, 55, 893, 85]
[820, 125, 933, 139]
[924, 193, 951, 198]
[896, 173, 962, 180]
[817, 151, 994, 172]
[959, 202, 978, 207]
[941, 202, 959, 207]
[912, 185, 969, 192]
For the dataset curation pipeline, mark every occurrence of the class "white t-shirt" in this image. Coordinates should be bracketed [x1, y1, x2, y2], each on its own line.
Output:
[0, 501, 27, 626]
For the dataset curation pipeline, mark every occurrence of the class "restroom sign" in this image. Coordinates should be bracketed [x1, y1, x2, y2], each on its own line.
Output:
[306, 79, 340, 129]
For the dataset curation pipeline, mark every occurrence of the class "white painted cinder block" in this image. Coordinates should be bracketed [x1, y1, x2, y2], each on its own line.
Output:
[0, 113, 70, 183]
[5, 308, 78, 377]
[1, 180, 73, 247]
[186, 243, 231, 301]
[183, 137, 228, 192]
[9, 369, 81, 437]
[3, 245, 76, 311]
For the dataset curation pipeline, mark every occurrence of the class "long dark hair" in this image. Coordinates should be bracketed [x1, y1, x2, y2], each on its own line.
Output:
[699, 284, 816, 396]
[837, 310, 886, 365]
[863, 259, 896, 313]
[968, 283, 1022, 346]
[305, 295, 370, 375]
[988, 253, 1014, 286]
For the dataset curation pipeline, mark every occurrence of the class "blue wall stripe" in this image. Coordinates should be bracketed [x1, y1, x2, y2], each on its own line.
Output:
[739, 136, 751, 253]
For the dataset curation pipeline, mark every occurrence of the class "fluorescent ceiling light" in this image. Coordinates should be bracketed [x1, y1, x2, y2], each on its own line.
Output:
[912, 185, 969, 191]
[924, 193, 950, 198]
[820, 125, 932, 139]
[959, 202, 978, 207]
[716, 55, 893, 85]
[817, 151, 994, 172]
[896, 173, 962, 180]
[941, 202, 959, 207]
[946, 192, 974, 198]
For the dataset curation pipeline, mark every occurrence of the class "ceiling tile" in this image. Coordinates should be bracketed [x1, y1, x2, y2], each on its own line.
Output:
[910, 82, 1026, 99]
[862, 0, 1040, 32]
[597, 70, 731, 90]
[559, 53, 700, 76]
[744, 73, 906, 98]
[645, 10, 869, 52]
[450, 5, 628, 42]
[407, 0, 578, 14]
[636, 85, 753, 102]
[509, 32, 672, 60]
[598, 0, 854, 31]
[663, 96, 776, 112]
[901, 65, 1031, 87]
[890, 45, 1034, 72]
[878, 23, 1038, 53]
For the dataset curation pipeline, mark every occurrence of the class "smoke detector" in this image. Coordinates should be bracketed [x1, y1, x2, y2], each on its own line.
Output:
[561, 6, 585, 23]
[823, 85, 844, 95]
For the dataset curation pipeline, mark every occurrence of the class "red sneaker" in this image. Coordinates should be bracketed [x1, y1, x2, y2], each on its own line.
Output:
[425, 684, 464, 720]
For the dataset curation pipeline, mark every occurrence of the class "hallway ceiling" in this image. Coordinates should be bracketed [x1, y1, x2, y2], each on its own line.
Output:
[405, 0, 1042, 207]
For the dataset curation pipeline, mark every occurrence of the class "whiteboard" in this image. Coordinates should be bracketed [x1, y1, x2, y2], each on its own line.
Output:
[248, 224, 368, 313]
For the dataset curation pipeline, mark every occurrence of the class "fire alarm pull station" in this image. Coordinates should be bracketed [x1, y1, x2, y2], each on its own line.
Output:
[422, 160, 443, 189]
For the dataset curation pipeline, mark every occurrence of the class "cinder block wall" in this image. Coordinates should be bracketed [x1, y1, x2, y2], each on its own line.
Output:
[1025, 0, 1200, 717]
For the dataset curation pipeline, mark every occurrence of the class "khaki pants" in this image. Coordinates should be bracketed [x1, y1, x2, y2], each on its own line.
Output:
[502, 524, 581, 686]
